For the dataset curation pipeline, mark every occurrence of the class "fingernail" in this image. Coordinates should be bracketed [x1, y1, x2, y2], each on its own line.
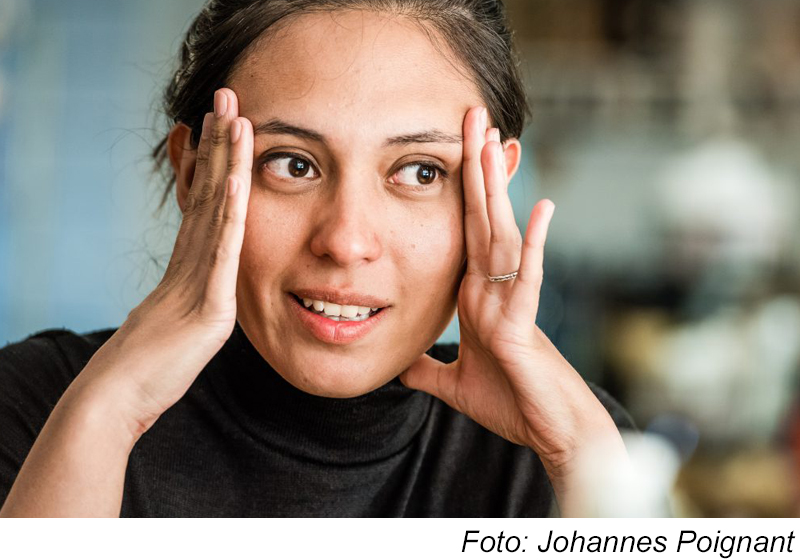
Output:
[230, 120, 242, 144]
[214, 90, 227, 118]
[480, 107, 488, 130]
[490, 128, 500, 142]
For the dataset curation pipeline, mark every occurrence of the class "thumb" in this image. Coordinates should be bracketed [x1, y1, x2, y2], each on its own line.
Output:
[398, 353, 459, 410]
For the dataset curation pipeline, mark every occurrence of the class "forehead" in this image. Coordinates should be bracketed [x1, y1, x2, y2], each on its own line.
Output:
[228, 10, 482, 138]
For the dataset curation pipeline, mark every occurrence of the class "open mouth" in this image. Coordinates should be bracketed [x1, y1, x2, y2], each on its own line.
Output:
[290, 293, 384, 322]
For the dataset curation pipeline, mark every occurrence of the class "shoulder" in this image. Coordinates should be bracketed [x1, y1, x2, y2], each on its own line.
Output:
[0, 327, 117, 505]
[0, 327, 116, 383]
[0, 327, 117, 416]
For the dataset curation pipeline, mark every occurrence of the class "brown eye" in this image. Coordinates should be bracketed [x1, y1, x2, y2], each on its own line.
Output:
[262, 153, 319, 180]
[417, 165, 436, 185]
[389, 162, 446, 190]
[288, 157, 310, 178]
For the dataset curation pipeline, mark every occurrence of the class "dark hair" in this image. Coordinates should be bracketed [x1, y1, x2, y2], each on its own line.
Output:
[152, 0, 530, 209]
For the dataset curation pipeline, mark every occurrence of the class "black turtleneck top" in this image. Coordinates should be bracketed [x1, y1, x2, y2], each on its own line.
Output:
[0, 323, 634, 517]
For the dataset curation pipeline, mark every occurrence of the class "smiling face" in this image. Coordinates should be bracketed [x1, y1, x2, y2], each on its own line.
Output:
[191, 10, 490, 397]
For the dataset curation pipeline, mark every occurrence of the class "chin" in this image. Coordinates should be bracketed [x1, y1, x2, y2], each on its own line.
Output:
[278, 354, 396, 398]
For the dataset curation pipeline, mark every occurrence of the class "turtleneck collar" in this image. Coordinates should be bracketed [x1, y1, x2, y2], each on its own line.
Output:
[204, 322, 433, 465]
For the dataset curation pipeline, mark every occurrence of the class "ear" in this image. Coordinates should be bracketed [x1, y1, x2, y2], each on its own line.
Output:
[167, 123, 197, 214]
[502, 138, 522, 182]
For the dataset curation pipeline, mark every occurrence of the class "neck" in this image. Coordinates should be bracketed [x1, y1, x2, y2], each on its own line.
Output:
[204, 322, 433, 464]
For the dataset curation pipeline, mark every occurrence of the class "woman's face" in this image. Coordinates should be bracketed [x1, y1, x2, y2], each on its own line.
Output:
[179, 10, 518, 397]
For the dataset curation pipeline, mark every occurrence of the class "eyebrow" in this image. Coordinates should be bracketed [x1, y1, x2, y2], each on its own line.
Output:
[252, 118, 462, 147]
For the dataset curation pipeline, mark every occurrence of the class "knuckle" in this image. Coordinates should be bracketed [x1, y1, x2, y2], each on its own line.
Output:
[124, 305, 144, 330]
[195, 194, 213, 213]
[222, 208, 241, 228]
[210, 126, 228, 147]
[183, 192, 198, 214]
[195, 184, 217, 210]
[195, 150, 210, 167]
[209, 198, 225, 227]
[523, 236, 544, 252]
[178, 206, 196, 229]
[221, 214, 244, 238]
[490, 230, 514, 244]
[463, 203, 482, 217]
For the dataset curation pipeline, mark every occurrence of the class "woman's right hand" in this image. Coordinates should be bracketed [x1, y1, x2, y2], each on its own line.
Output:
[80, 88, 253, 439]
[0, 89, 252, 517]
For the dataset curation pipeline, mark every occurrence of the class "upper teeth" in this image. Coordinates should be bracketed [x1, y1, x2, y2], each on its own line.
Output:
[301, 297, 378, 318]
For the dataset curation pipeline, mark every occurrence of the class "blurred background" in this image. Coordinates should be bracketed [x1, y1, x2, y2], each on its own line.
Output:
[1, 0, 800, 516]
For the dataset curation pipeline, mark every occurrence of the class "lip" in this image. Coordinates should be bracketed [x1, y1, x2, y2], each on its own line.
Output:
[291, 288, 389, 309]
[287, 292, 390, 345]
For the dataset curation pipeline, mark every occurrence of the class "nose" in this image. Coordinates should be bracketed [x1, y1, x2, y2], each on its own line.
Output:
[308, 176, 383, 267]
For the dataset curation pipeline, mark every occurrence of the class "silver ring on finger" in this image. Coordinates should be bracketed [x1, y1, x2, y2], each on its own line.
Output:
[487, 270, 518, 283]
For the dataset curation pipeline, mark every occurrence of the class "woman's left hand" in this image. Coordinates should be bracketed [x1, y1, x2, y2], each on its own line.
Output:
[398, 106, 627, 508]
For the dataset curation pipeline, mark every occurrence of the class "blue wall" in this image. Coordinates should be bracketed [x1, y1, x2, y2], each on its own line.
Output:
[0, 0, 208, 345]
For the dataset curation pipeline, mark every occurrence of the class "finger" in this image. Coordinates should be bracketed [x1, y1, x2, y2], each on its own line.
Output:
[486, 128, 509, 184]
[167, 111, 215, 273]
[505, 199, 555, 324]
[183, 112, 214, 216]
[206, 116, 253, 299]
[462, 106, 491, 273]
[208, 111, 252, 235]
[398, 353, 460, 411]
[482, 129, 522, 287]
[207, 89, 239, 202]
[193, 89, 237, 215]
[225, 85, 239, 118]
[171, 90, 240, 281]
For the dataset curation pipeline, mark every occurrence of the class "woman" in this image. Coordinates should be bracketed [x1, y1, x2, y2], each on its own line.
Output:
[0, 0, 632, 517]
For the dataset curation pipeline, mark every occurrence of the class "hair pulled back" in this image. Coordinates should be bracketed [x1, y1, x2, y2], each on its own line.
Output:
[152, 0, 529, 209]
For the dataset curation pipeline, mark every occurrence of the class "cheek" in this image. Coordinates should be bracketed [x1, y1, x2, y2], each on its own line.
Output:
[238, 194, 300, 286]
[395, 197, 465, 300]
